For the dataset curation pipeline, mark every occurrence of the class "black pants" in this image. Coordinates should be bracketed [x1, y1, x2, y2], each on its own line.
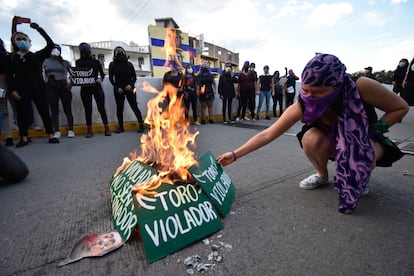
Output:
[184, 90, 198, 121]
[272, 93, 283, 116]
[239, 88, 256, 119]
[80, 84, 109, 126]
[46, 80, 74, 131]
[15, 87, 54, 137]
[286, 93, 295, 108]
[222, 96, 233, 121]
[113, 89, 143, 128]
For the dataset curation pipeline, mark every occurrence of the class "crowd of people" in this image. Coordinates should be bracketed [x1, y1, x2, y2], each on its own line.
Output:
[1, 17, 412, 213]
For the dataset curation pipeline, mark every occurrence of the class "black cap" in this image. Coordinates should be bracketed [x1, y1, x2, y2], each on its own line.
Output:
[365, 66, 372, 71]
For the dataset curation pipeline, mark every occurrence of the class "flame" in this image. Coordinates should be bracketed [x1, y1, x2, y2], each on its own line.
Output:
[162, 27, 183, 68]
[113, 24, 201, 196]
[119, 82, 199, 195]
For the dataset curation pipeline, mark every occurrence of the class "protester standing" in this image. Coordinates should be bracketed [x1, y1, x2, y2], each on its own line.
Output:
[8, 23, 59, 147]
[236, 61, 256, 121]
[183, 64, 199, 125]
[43, 44, 75, 138]
[76, 42, 111, 138]
[285, 69, 299, 108]
[0, 38, 14, 146]
[392, 58, 409, 95]
[218, 63, 237, 123]
[109, 46, 144, 133]
[402, 57, 414, 106]
[197, 61, 216, 124]
[256, 65, 273, 120]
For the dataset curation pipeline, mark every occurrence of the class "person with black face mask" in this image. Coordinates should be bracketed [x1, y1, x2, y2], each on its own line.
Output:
[8, 22, 59, 147]
[109, 46, 144, 133]
[75, 42, 111, 138]
[43, 44, 74, 138]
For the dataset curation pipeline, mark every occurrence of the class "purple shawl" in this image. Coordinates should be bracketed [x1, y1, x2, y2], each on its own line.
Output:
[300, 54, 374, 214]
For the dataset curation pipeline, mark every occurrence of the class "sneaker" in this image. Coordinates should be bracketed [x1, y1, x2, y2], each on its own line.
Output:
[235, 117, 240, 122]
[48, 137, 60, 144]
[16, 140, 29, 148]
[194, 121, 201, 126]
[30, 123, 42, 131]
[243, 117, 250, 121]
[5, 137, 14, 147]
[115, 127, 125, 133]
[223, 120, 228, 124]
[230, 120, 236, 124]
[265, 116, 271, 120]
[67, 130, 75, 138]
[53, 131, 61, 139]
[299, 174, 328, 189]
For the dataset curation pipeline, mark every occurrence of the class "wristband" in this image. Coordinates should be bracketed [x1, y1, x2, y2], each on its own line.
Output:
[231, 151, 237, 161]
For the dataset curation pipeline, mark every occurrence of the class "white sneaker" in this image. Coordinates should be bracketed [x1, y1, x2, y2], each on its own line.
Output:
[235, 117, 240, 122]
[67, 130, 75, 138]
[53, 131, 61, 139]
[243, 117, 250, 121]
[194, 121, 201, 126]
[299, 174, 328, 189]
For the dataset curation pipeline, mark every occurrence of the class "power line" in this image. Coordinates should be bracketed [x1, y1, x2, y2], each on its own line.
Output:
[121, 0, 152, 32]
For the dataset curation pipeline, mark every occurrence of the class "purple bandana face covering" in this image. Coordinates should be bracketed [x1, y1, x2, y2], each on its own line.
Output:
[299, 85, 341, 124]
[300, 54, 374, 214]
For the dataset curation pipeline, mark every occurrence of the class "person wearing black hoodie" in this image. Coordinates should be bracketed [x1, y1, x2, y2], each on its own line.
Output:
[108, 46, 144, 133]
[8, 22, 59, 147]
[218, 63, 237, 123]
[75, 42, 111, 137]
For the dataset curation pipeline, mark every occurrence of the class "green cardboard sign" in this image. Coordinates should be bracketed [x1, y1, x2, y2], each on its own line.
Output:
[109, 160, 157, 242]
[189, 151, 235, 217]
[135, 182, 223, 263]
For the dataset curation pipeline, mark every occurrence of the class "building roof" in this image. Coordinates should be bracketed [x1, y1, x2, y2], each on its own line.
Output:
[155, 17, 179, 29]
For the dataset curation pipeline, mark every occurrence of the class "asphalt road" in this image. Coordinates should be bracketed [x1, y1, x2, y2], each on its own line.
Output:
[0, 109, 413, 276]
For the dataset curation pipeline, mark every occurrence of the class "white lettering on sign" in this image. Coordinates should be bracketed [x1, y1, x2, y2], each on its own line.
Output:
[139, 184, 202, 211]
[71, 77, 95, 85]
[144, 201, 217, 247]
[111, 182, 137, 240]
[122, 161, 153, 184]
[191, 156, 219, 183]
[110, 161, 154, 240]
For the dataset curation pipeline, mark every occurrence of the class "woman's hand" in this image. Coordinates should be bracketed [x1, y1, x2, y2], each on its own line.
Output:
[124, 85, 132, 92]
[217, 152, 236, 166]
[11, 91, 21, 101]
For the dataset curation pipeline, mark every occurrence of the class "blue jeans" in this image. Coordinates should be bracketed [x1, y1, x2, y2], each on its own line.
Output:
[256, 90, 271, 117]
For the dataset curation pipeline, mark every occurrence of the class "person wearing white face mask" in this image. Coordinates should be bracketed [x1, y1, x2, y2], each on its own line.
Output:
[183, 64, 199, 125]
[43, 44, 75, 138]
[8, 21, 59, 147]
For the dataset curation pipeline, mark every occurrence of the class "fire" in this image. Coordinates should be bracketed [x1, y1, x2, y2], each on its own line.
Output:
[113, 24, 200, 195]
[162, 27, 183, 68]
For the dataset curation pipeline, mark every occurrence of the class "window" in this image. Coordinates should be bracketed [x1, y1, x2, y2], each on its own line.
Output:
[138, 57, 144, 66]
[97, 54, 105, 68]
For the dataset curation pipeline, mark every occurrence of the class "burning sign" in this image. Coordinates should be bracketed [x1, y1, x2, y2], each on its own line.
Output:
[60, 26, 235, 266]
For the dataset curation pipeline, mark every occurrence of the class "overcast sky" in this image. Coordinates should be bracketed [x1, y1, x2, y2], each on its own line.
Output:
[1, 0, 413, 75]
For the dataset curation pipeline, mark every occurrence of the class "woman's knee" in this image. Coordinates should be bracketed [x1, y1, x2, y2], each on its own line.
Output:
[302, 128, 329, 154]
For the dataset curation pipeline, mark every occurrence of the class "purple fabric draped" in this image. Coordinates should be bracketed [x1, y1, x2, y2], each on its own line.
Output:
[301, 54, 375, 214]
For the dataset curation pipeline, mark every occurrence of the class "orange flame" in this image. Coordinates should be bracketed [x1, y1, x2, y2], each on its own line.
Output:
[162, 27, 183, 68]
[114, 24, 200, 196]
